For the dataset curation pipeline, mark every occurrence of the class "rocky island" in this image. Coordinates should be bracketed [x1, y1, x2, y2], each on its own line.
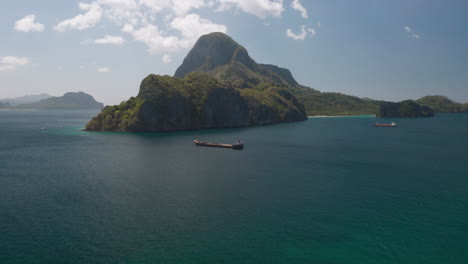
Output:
[86, 32, 467, 130]
[86, 33, 307, 132]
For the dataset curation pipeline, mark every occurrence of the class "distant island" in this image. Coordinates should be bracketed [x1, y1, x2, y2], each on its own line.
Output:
[0, 92, 103, 110]
[86, 32, 467, 132]
[0, 101, 12, 109]
[0, 93, 52, 106]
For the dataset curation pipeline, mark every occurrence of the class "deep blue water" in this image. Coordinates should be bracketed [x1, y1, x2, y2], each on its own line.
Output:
[1, 110, 467, 263]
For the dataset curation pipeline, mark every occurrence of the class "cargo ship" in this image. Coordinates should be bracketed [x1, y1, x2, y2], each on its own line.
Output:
[374, 122, 397, 127]
[193, 140, 244, 150]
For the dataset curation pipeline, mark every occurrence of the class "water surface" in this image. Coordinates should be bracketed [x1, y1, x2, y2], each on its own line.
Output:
[1, 110, 467, 263]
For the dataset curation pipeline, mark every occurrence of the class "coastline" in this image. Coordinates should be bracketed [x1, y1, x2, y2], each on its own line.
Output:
[308, 114, 376, 118]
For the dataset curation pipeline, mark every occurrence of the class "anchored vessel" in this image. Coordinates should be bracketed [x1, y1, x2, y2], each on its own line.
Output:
[374, 122, 397, 127]
[193, 140, 244, 150]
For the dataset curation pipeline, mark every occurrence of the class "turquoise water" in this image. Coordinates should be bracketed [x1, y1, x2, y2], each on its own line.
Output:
[1, 110, 467, 263]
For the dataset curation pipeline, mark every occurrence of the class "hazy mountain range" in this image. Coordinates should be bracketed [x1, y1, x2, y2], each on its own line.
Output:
[0, 93, 52, 106]
[0, 92, 103, 110]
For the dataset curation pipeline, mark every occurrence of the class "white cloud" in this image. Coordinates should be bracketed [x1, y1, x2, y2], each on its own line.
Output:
[170, 13, 227, 47]
[216, 0, 284, 19]
[94, 35, 126, 45]
[122, 24, 134, 33]
[0, 65, 17, 72]
[54, 2, 104, 32]
[99, 0, 138, 9]
[404, 26, 420, 39]
[125, 13, 226, 54]
[307, 27, 316, 37]
[291, 0, 307, 18]
[141, 0, 284, 18]
[54, 0, 286, 54]
[0, 56, 31, 72]
[129, 24, 181, 53]
[141, 0, 206, 16]
[0, 56, 30, 66]
[98, 67, 111, 72]
[286, 25, 316, 40]
[14, 15, 45, 32]
[286, 25, 306, 40]
[99, 0, 141, 25]
[162, 54, 172, 64]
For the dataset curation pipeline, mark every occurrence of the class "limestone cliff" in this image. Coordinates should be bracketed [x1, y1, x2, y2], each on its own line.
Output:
[85, 73, 306, 132]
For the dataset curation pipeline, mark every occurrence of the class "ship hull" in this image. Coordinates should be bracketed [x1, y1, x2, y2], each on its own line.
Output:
[193, 140, 244, 149]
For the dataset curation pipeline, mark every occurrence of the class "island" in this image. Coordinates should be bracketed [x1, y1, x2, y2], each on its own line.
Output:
[86, 32, 467, 131]
[0, 93, 52, 106]
[377, 100, 434, 118]
[13, 92, 104, 110]
[86, 33, 307, 132]
[416, 95, 468, 113]
[0, 101, 12, 109]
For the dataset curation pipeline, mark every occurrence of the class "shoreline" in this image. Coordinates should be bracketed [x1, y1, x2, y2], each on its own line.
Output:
[308, 114, 376, 118]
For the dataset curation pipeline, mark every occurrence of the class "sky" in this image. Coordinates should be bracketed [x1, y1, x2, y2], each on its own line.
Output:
[1, 0, 468, 105]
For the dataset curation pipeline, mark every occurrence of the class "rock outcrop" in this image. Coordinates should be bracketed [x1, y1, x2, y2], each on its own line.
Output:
[86, 32, 308, 132]
[85, 73, 305, 132]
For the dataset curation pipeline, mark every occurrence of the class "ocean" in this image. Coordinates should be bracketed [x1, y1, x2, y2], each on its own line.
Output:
[1, 110, 467, 263]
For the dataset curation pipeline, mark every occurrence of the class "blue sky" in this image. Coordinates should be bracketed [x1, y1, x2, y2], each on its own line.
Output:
[1, 0, 467, 105]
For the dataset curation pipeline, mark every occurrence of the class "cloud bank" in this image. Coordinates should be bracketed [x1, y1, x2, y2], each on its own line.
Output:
[53, 0, 289, 57]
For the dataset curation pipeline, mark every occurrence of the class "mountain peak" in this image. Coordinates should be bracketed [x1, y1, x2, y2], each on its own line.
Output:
[174, 32, 257, 78]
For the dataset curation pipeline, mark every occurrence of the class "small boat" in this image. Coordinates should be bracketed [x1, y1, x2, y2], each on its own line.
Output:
[41, 127, 47, 130]
[193, 140, 244, 150]
[374, 122, 397, 127]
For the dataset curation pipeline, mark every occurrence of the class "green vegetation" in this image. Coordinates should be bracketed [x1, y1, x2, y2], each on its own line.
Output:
[377, 100, 434, 118]
[86, 73, 306, 132]
[416, 95, 468, 113]
[240, 86, 304, 120]
[90, 32, 468, 132]
[173, 32, 383, 117]
[292, 90, 381, 116]
[85, 97, 143, 131]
